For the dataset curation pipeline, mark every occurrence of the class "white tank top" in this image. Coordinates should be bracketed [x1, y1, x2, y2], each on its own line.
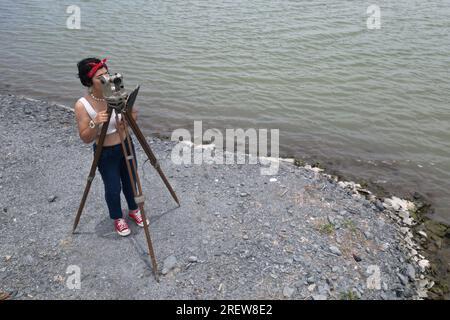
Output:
[78, 97, 122, 135]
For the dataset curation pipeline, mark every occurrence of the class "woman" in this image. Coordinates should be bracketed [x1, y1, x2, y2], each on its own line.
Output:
[74, 57, 147, 237]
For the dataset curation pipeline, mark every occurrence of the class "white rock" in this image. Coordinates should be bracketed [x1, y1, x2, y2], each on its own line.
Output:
[161, 255, 177, 275]
[283, 286, 295, 298]
[383, 197, 416, 212]
[418, 231, 427, 238]
[188, 256, 198, 263]
[418, 259, 430, 271]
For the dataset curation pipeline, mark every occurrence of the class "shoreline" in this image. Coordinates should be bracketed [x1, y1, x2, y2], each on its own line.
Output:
[0, 93, 447, 299]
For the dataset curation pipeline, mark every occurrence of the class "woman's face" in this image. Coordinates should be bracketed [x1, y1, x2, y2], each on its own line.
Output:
[91, 67, 109, 93]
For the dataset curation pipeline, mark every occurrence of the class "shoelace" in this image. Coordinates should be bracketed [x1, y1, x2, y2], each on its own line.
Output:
[130, 211, 143, 222]
[116, 219, 128, 231]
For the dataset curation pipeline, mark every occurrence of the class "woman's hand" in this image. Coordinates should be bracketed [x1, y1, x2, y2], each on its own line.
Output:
[94, 110, 109, 126]
[115, 117, 125, 131]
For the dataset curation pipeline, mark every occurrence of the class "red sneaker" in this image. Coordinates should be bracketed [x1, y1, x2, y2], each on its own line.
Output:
[128, 209, 149, 227]
[114, 218, 131, 236]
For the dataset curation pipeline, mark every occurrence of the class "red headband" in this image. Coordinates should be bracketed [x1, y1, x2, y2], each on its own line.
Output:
[87, 57, 109, 79]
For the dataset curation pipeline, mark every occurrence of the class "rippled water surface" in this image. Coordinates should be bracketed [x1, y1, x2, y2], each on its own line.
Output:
[0, 0, 449, 223]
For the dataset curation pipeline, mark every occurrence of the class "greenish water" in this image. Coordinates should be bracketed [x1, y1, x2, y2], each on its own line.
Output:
[0, 0, 449, 223]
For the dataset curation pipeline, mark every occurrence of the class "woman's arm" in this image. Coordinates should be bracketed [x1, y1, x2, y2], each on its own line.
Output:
[74, 101, 100, 144]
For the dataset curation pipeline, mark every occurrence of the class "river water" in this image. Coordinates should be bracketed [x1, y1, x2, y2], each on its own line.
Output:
[0, 0, 449, 223]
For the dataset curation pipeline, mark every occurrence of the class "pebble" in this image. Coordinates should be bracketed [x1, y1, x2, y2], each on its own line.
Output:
[418, 231, 427, 238]
[374, 200, 384, 211]
[363, 231, 373, 240]
[283, 286, 295, 298]
[352, 253, 362, 262]
[24, 255, 35, 266]
[404, 264, 415, 281]
[397, 273, 409, 286]
[307, 284, 316, 292]
[312, 294, 327, 300]
[188, 256, 198, 263]
[161, 255, 177, 275]
[418, 259, 430, 271]
[47, 195, 57, 203]
[318, 284, 330, 295]
[329, 246, 342, 256]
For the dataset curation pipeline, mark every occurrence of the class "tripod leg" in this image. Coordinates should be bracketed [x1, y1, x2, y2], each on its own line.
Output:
[123, 111, 180, 206]
[73, 108, 113, 233]
[116, 114, 160, 282]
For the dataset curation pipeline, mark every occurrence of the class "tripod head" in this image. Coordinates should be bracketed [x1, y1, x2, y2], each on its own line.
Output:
[99, 72, 128, 113]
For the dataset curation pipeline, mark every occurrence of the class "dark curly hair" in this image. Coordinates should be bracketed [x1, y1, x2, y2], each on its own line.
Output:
[77, 57, 108, 87]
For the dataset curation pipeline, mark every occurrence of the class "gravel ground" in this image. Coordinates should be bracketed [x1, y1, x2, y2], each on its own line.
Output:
[0, 94, 431, 300]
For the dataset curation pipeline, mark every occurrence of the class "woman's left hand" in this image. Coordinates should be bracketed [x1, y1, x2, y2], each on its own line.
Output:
[115, 117, 125, 131]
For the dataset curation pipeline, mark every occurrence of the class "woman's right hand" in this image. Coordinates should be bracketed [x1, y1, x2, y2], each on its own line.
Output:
[94, 110, 109, 126]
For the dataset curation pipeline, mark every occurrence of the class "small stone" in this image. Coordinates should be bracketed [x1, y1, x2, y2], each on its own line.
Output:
[312, 294, 327, 300]
[404, 264, 415, 281]
[363, 231, 373, 240]
[24, 254, 35, 266]
[318, 284, 330, 295]
[5, 255, 12, 262]
[352, 253, 362, 262]
[418, 231, 427, 238]
[161, 255, 177, 275]
[306, 276, 315, 284]
[188, 256, 198, 263]
[329, 246, 342, 256]
[240, 192, 248, 197]
[243, 234, 249, 240]
[397, 273, 408, 286]
[283, 286, 295, 298]
[374, 200, 384, 211]
[307, 284, 316, 292]
[48, 195, 57, 203]
[418, 259, 430, 271]
[332, 266, 339, 273]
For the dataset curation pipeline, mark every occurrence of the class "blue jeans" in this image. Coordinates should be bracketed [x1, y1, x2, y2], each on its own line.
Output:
[93, 138, 138, 219]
